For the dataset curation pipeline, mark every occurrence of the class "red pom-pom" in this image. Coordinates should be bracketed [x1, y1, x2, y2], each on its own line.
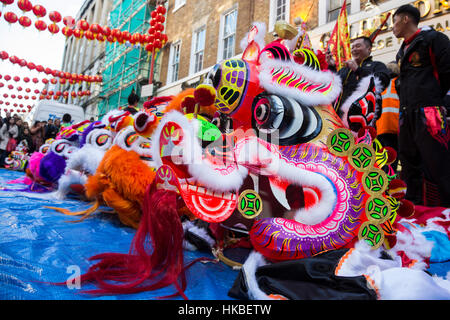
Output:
[397, 199, 415, 218]
[388, 179, 407, 199]
[181, 96, 196, 114]
[383, 146, 397, 165]
[193, 84, 216, 107]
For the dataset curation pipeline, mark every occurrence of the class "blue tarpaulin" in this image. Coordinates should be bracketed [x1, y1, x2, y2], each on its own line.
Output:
[1, 168, 449, 300]
[0, 169, 238, 300]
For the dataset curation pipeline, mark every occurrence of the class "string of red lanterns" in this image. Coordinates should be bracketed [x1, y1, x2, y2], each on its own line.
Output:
[2, 1, 168, 49]
[0, 51, 103, 83]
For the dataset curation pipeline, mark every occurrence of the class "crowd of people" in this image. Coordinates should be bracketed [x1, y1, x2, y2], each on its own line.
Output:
[0, 112, 66, 168]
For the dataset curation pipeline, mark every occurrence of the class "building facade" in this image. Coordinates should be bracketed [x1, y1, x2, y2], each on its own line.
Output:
[156, 0, 450, 97]
[96, 0, 160, 118]
[60, 0, 113, 120]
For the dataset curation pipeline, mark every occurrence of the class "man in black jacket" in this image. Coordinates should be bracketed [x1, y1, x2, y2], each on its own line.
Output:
[327, 36, 390, 132]
[393, 4, 450, 206]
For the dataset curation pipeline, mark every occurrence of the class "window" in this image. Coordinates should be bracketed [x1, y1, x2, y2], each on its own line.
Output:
[222, 9, 237, 60]
[173, 0, 186, 12]
[269, 0, 290, 32]
[168, 41, 181, 83]
[192, 27, 206, 74]
[327, 0, 351, 23]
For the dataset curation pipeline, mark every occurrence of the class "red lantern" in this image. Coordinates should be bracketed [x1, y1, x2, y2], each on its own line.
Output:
[18, 16, 32, 28]
[0, 83, 3, 88]
[23, 77, 30, 83]
[130, 33, 141, 44]
[101, 26, 111, 37]
[64, 72, 71, 79]
[151, 11, 158, 19]
[55, 90, 62, 96]
[34, 89, 40, 94]
[50, 78, 57, 85]
[48, 23, 60, 35]
[35, 65, 44, 73]
[148, 27, 156, 35]
[145, 43, 154, 52]
[73, 29, 83, 39]
[106, 35, 114, 43]
[0, 101, 2, 105]
[49, 11, 62, 23]
[52, 70, 59, 77]
[45, 95, 51, 100]
[17, 0, 33, 13]
[18, 95, 23, 99]
[63, 91, 69, 97]
[32, 78, 39, 84]
[77, 19, 89, 32]
[122, 31, 131, 42]
[77, 91, 84, 97]
[96, 33, 105, 42]
[19, 59, 27, 67]
[59, 78, 66, 85]
[44, 67, 52, 75]
[25, 88, 31, 93]
[84, 30, 95, 41]
[4, 12, 18, 24]
[4, 75, 11, 81]
[32, 5, 46, 18]
[71, 91, 76, 98]
[62, 26, 73, 37]
[31, 96, 36, 100]
[9, 55, 18, 64]
[48, 90, 54, 96]
[35, 20, 47, 32]
[13, 76, 20, 82]
[11, 94, 16, 99]
[7, 85, 13, 89]
[63, 16, 75, 27]
[0, 0, 14, 5]
[86, 90, 91, 96]
[17, 86, 23, 91]
[89, 23, 102, 35]
[111, 28, 121, 40]
[24, 96, 29, 100]
[157, 5, 167, 15]
[42, 78, 48, 84]
[0, 51, 8, 60]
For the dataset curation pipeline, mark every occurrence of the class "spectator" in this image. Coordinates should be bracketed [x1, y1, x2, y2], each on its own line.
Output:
[123, 90, 140, 115]
[0, 117, 19, 167]
[376, 61, 400, 173]
[44, 118, 58, 140]
[54, 118, 61, 133]
[61, 113, 72, 128]
[18, 127, 33, 153]
[30, 121, 45, 153]
[393, 4, 450, 206]
[2, 111, 11, 123]
[326, 36, 390, 131]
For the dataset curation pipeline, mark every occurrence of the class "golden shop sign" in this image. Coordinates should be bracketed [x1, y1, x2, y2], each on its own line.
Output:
[320, 0, 450, 50]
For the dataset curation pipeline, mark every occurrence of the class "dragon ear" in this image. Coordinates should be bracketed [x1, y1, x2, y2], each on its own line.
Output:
[242, 23, 265, 63]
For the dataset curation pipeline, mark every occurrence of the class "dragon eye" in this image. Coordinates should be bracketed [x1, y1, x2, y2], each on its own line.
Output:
[254, 102, 270, 124]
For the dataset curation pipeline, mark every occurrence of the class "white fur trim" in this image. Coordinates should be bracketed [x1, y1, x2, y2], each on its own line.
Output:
[151, 111, 248, 192]
[339, 75, 382, 133]
[258, 58, 342, 106]
[240, 22, 266, 53]
[241, 251, 273, 300]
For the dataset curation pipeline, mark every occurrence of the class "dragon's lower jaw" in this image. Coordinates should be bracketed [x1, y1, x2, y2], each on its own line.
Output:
[178, 178, 238, 223]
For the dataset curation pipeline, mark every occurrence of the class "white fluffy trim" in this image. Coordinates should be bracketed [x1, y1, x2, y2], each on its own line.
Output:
[339, 75, 382, 132]
[258, 58, 342, 107]
[151, 111, 248, 192]
[241, 251, 273, 300]
[240, 22, 266, 53]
